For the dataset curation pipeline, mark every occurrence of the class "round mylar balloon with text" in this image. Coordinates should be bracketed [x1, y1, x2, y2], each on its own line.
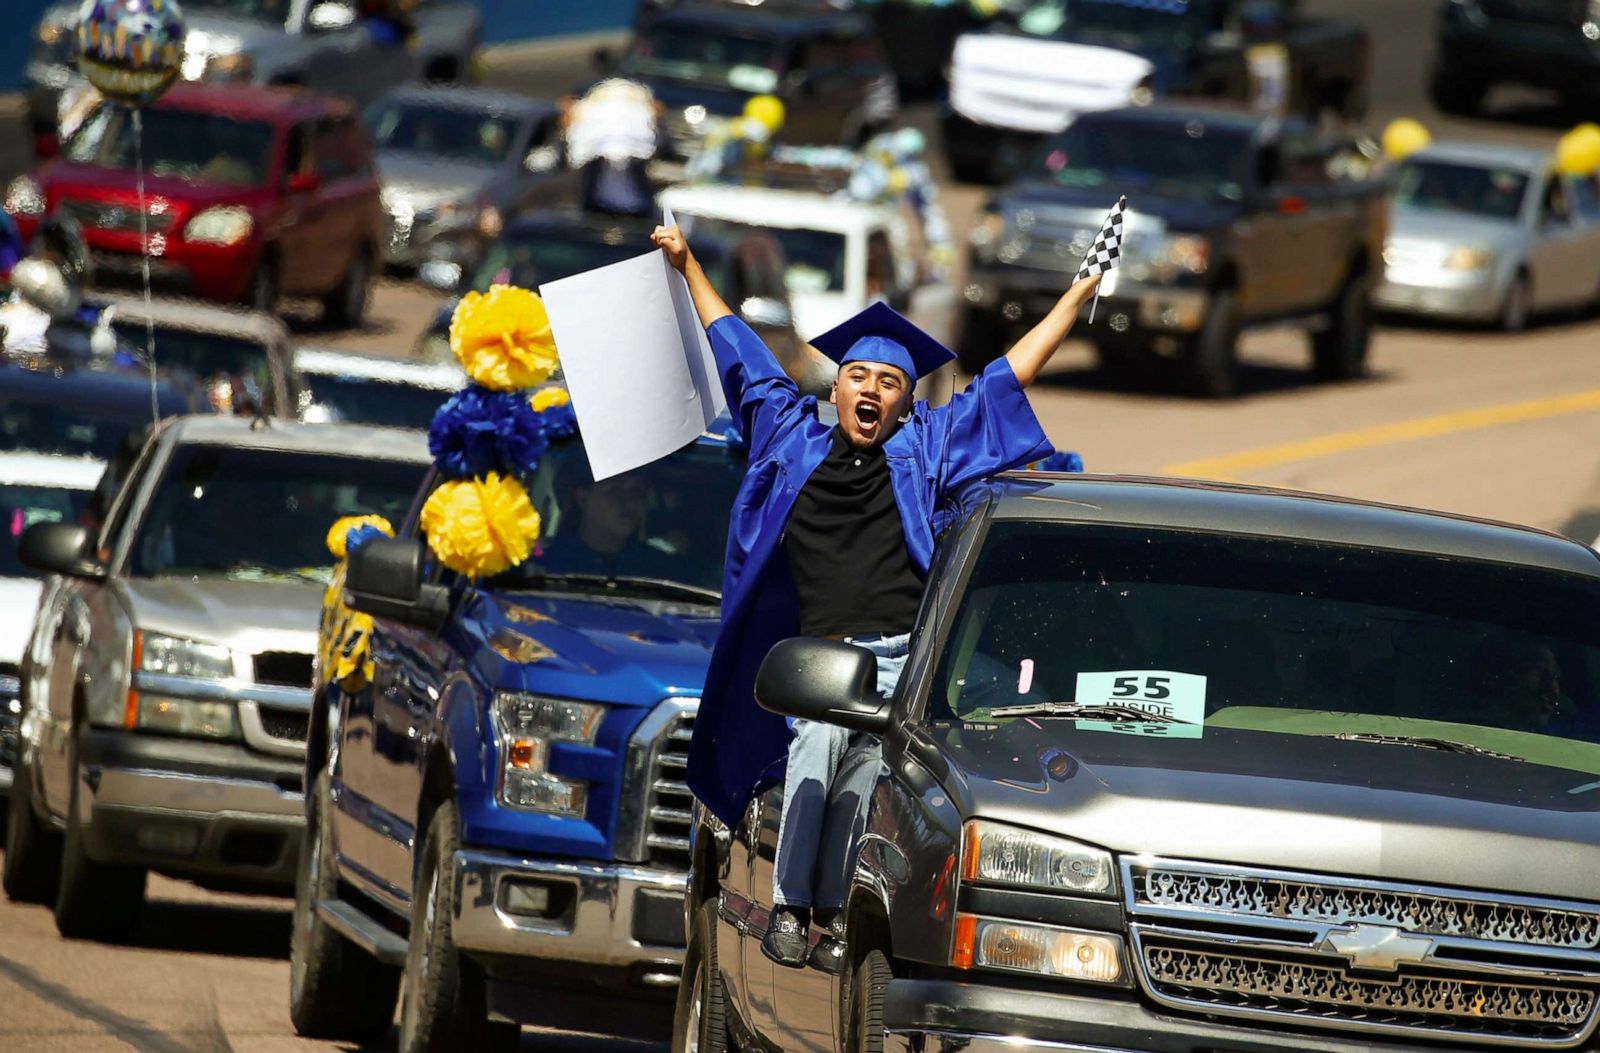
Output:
[76, 0, 187, 108]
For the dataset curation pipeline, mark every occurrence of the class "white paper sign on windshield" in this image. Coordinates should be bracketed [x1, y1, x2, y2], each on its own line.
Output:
[1073, 670, 1206, 739]
[539, 208, 726, 481]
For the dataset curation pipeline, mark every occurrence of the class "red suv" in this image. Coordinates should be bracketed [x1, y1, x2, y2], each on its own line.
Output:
[4, 84, 384, 327]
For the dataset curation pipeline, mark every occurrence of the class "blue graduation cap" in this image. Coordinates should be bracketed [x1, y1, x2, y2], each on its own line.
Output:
[809, 301, 956, 383]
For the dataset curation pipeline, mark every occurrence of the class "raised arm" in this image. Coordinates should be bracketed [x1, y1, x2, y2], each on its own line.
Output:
[653, 225, 733, 328]
[1004, 273, 1102, 388]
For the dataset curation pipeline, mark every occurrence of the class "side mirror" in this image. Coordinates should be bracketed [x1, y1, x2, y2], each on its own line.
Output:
[345, 537, 449, 630]
[739, 295, 794, 331]
[524, 144, 562, 174]
[307, 1, 357, 31]
[18, 523, 105, 581]
[287, 170, 320, 195]
[418, 259, 463, 292]
[755, 637, 891, 735]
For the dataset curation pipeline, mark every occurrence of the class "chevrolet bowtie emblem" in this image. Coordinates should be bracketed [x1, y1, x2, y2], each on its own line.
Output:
[1320, 924, 1435, 973]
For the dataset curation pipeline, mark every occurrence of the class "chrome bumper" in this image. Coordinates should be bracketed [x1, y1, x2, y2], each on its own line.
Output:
[967, 269, 1210, 333]
[1373, 274, 1501, 321]
[451, 850, 688, 988]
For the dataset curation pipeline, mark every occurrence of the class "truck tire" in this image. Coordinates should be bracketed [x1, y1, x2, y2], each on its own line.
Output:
[289, 768, 401, 1040]
[1186, 289, 1240, 399]
[957, 306, 1006, 374]
[3, 752, 62, 904]
[1430, 67, 1487, 116]
[1312, 271, 1372, 382]
[672, 898, 730, 1053]
[323, 246, 373, 329]
[846, 948, 890, 1053]
[54, 745, 146, 941]
[399, 801, 519, 1053]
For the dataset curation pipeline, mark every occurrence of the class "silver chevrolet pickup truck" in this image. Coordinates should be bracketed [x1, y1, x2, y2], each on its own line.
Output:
[3, 416, 428, 940]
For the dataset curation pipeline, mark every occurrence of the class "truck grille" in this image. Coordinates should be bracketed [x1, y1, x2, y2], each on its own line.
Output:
[1142, 942, 1595, 1043]
[1125, 858, 1600, 1047]
[258, 707, 310, 743]
[644, 708, 695, 868]
[254, 652, 313, 689]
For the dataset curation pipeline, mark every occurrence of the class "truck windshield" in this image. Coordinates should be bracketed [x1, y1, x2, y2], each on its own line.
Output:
[0, 485, 91, 580]
[66, 106, 276, 188]
[624, 26, 788, 94]
[468, 234, 643, 293]
[1393, 161, 1530, 221]
[930, 522, 1600, 776]
[111, 323, 273, 398]
[488, 439, 746, 600]
[1036, 118, 1251, 202]
[128, 445, 426, 582]
[365, 101, 520, 165]
[298, 374, 448, 429]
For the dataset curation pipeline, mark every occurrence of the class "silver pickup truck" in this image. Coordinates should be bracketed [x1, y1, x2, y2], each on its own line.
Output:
[3, 416, 427, 941]
[26, 0, 480, 146]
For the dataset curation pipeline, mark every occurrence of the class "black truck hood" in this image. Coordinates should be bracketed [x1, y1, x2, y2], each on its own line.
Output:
[997, 179, 1246, 237]
[928, 721, 1600, 900]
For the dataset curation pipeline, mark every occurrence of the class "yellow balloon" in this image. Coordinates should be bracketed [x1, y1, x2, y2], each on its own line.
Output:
[1555, 125, 1600, 176]
[1381, 118, 1431, 161]
[743, 94, 786, 135]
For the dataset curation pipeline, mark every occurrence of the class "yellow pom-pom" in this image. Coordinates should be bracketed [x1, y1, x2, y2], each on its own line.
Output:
[1555, 124, 1600, 176]
[530, 386, 571, 412]
[743, 94, 786, 135]
[420, 473, 542, 579]
[450, 285, 561, 392]
[325, 514, 395, 558]
[1381, 118, 1431, 161]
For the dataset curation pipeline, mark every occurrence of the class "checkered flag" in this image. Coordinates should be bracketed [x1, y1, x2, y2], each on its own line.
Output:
[1077, 195, 1125, 323]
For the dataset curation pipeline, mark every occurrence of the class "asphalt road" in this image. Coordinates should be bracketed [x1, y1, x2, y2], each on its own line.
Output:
[3, 1, 1600, 1050]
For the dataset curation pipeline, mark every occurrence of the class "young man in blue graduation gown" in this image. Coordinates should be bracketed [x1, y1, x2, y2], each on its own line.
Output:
[652, 223, 1100, 967]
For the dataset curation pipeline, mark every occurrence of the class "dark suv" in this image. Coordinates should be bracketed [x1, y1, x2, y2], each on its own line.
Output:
[623, 0, 899, 160]
[679, 472, 1600, 1053]
[6, 84, 386, 326]
[1432, 0, 1600, 115]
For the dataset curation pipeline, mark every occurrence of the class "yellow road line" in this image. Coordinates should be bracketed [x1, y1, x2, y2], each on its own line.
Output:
[1164, 387, 1600, 481]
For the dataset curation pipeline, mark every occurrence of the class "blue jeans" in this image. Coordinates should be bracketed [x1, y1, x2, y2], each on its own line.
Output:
[772, 633, 909, 909]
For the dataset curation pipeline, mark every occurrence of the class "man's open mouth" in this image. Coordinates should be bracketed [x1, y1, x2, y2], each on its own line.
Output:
[855, 401, 882, 431]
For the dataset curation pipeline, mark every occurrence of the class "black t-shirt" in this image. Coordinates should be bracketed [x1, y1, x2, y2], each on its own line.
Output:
[785, 429, 923, 638]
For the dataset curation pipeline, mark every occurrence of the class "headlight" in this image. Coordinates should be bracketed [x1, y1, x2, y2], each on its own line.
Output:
[684, 104, 708, 127]
[961, 819, 1116, 896]
[183, 206, 255, 246]
[1160, 234, 1209, 276]
[953, 915, 1125, 984]
[138, 631, 235, 679]
[135, 696, 240, 739]
[492, 693, 605, 817]
[5, 176, 45, 217]
[206, 52, 253, 80]
[1443, 245, 1494, 271]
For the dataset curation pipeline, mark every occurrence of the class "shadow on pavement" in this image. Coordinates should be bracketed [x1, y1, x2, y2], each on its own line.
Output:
[119, 897, 293, 961]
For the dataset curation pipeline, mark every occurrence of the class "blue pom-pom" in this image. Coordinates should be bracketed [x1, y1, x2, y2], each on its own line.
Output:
[344, 523, 389, 556]
[536, 401, 579, 441]
[1038, 450, 1085, 473]
[429, 385, 549, 480]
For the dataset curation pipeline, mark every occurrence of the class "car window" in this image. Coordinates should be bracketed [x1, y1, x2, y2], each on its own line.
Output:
[365, 101, 519, 165]
[314, 118, 357, 181]
[929, 521, 1600, 776]
[623, 25, 789, 94]
[468, 232, 643, 292]
[866, 229, 900, 299]
[299, 374, 448, 429]
[0, 485, 92, 579]
[1393, 161, 1529, 221]
[111, 323, 275, 408]
[128, 445, 426, 581]
[1569, 174, 1600, 220]
[0, 382, 186, 461]
[1037, 117, 1252, 202]
[66, 106, 276, 187]
[1540, 175, 1573, 226]
[180, 0, 291, 27]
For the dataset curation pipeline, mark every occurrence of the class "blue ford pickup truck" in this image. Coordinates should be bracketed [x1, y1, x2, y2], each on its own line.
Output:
[288, 432, 745, 1052]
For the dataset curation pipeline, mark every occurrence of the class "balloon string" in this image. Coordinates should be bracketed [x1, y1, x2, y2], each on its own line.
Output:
[132, 107, 158, 427]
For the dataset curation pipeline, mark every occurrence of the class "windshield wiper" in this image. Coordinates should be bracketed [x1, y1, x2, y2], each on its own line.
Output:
[520, 572, 720, 605]
[1329, 733, 1525, 763]
[985, 702, 1182, 724]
